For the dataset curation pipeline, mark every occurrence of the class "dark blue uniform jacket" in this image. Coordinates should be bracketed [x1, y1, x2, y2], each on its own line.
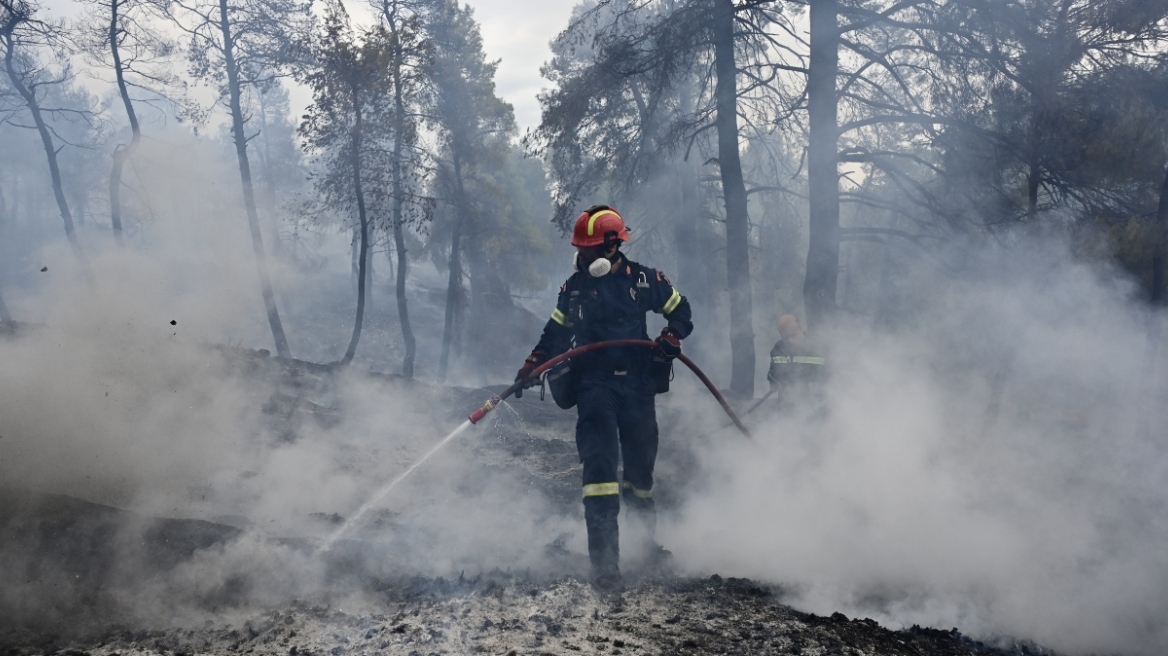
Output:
[534, 257, 693, 377]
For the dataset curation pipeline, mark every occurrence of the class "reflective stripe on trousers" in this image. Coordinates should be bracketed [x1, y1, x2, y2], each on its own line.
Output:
[583, 482, 620, 497]
[771, 355, 825, 365]
[621, 480, 652, 499]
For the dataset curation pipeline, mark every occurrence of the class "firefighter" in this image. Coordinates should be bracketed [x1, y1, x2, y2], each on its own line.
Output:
[515, 205, 692, 590]
[766, 314, 828, 409]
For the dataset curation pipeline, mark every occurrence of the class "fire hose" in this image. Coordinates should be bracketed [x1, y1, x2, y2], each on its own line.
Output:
[468, 339, 752, 439]
[318, 341, 750, 551]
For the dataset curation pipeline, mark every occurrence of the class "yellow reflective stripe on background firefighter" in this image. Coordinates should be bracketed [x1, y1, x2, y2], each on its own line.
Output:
[583, 482, 620, 497]
[551, 308, 569, 326]
[621, 480, 652, 498]
[661, 289, 682, 314]
[772, 355, 825, 365]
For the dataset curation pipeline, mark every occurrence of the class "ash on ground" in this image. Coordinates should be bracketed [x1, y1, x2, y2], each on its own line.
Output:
[3, 574, 1029, 656]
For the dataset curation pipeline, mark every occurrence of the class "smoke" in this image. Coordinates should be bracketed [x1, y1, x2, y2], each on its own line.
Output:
[663, 240, 1168, 656]
[0, 238, 583, 630]
[3, 126, 1167, 656]
[0, 136, 579, 635]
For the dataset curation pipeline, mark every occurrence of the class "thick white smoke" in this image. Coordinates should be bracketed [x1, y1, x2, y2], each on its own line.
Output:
[662, 241, 1168, 656]
[0, 136, 580, 629]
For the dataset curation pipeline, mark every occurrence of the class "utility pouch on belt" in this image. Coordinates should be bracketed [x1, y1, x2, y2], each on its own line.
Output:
[650, 353, 673, 394]
[547, 359, 578, 409]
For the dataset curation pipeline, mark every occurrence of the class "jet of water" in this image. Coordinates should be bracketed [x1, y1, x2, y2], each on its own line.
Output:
[318, 418, 475, 554]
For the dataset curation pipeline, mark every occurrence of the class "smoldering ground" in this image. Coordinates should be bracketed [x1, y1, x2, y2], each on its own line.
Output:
[661, 239, 1168, 656]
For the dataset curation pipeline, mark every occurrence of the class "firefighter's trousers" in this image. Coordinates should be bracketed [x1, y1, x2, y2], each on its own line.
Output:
[575, 372, 658, 575]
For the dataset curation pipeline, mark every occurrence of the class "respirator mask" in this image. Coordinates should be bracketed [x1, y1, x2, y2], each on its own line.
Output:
[575, 243, 615, 277]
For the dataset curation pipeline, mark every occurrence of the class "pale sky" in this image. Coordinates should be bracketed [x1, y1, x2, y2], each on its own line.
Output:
[466, 0, 580, 130]
[41, 0, 582, 131]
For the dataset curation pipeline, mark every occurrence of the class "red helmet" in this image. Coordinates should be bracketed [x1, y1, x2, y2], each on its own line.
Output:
[571, 206, 630, 247]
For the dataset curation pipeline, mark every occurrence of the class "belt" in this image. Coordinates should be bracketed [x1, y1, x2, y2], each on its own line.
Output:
[580, 368, 636, 378]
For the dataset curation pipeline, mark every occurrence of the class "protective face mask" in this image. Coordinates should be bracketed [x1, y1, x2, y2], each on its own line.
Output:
[588, 257, 612, 277]
[575, 250, 612, 277]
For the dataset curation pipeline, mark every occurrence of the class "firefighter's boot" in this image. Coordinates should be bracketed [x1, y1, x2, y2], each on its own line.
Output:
[584, 495, 621, 590]
[622, 481, 673, 572]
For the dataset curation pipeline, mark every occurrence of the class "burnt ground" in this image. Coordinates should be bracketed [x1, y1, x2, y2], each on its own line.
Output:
[0, 350, 1057, 656]
[0, 574, 1028, 656]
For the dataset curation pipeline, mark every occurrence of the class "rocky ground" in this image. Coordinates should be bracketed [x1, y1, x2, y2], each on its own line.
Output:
[0, 350, 1056, 656]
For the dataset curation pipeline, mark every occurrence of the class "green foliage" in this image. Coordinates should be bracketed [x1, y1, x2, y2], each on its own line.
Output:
[173, 0, 314, 102]
[299, 0, 392, 222]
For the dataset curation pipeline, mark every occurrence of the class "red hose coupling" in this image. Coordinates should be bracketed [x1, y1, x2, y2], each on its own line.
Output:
[468, 395, 502, 424]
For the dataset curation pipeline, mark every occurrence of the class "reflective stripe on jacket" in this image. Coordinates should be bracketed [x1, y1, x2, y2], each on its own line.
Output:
[534, 258, 692, 374]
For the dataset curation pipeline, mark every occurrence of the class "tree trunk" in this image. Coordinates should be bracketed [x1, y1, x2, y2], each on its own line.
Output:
[1153, 163, 1168, 305]
[391, 200, 416, 376]
[804, 0, 840, 331]
[672, 163, 705, 304]
[387, 7, 417, 378]
[219, 0, 291, 358]
[1155, 242, 1165, 306]
[349, 228, 372, 292]
[108, 0, 139, 247]
[1135, 161, 1168, 442]
[3, 33, 86, 265]
[72, 186, 87, 227]
[438, 155, 467, 383]
[109, 149, 129, 241]
[255, 88, 287, 261]
[0, 179, 8, 228]
[0, 182, 8, 321]
[712, 0, 755, 398]
[341, 96, 369, 366]
[1026, 161, 1039, 221]
[872, 238, 896, 330]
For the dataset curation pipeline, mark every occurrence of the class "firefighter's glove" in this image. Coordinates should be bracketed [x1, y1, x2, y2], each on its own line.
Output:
[514, 351, 547, 398]
[655, 329, 682, 360]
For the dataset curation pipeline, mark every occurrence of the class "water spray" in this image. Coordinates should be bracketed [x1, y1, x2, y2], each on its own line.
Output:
[320, 340, 749, 554]
[319, 418, 475, 553]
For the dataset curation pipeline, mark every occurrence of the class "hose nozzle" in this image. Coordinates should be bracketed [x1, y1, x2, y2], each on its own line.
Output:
[468, 395, 502, 424]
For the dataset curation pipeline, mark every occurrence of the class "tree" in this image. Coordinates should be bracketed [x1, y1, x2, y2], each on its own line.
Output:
[249, 80, 301, 261]
[0, 165, 10, 319]
[531, 0, 806, 397]
[804, 0, 839, 330]
[926, 0, 1168, 223]
[799, 0, 975, 327]
[300, 0, 391, 365]
[373, 0, 429, 378]
[1157, 137, 1168, 305]
[423, 0, 515, 382]
[169, 0, 312, 357]
[709, 0, 756, 396]
[78, 0, 186, 246]
[1, 0, 89, 264]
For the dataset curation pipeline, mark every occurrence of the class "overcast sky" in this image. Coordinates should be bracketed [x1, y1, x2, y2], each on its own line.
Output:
[40, 0, 581, 131]
[465, 0, 579, 130]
